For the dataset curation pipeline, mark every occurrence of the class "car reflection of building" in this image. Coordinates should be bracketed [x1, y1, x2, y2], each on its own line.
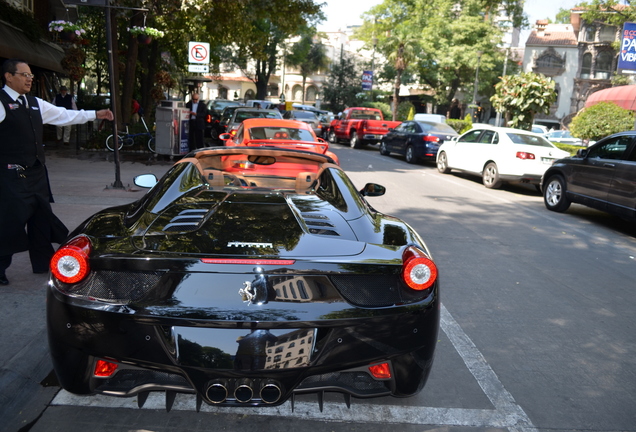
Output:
[271, 275, 322, 302]
[265, 329, 314, 369]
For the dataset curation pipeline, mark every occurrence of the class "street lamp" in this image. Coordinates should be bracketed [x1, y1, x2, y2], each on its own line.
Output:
[471, 50, 483, 122]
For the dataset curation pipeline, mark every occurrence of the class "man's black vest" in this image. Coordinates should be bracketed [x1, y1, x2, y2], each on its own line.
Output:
[55, 93, 73, 110]
[0, 90, 45, 167]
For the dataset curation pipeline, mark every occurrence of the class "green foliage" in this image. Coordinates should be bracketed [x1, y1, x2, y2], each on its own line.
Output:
[447, 118, 472, 134]
[321, 53, 363, 113]
[286, 27, 329, 103]
[554, 7, 572, 24]
[611, 74, 632, 87]
[490, 72, 557, 130]
[361, 101, 392, 120]
[356, 0, 527, 109]
[396, 101, 416, 121]
[579, 0, 636, 27]
[552, 142, 582, 156]
[569, 102, 634, 141]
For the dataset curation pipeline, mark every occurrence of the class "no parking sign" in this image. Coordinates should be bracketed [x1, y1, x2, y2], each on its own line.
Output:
[188, 42, 210, 64]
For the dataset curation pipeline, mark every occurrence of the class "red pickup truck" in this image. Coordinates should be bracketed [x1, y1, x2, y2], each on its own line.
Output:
[327, 107, 401, 149]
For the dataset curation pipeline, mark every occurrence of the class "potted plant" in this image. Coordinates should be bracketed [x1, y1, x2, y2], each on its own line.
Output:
[128, 26, 165, 44]
[48, 20, 86, 42]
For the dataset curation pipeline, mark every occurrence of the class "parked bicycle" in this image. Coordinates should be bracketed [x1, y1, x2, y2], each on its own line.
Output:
[106, 115, 155, 152]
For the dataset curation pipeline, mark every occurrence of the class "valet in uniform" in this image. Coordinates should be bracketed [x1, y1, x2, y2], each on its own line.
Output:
[0, 59, 113, 285]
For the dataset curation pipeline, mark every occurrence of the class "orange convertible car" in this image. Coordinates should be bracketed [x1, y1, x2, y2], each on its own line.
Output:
[220, 118, 339, 164]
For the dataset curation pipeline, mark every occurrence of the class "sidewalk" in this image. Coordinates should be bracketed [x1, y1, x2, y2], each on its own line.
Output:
[0, 145, 172, 432]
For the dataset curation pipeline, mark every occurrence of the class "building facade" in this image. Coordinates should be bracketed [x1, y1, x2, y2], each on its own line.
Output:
[522, 21, 579, 127]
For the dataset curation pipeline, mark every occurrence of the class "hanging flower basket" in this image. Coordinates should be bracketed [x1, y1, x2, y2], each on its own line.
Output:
[128, 26, 165, 41]
[137, 34, 153, 45]
[48, 20, 86, 42]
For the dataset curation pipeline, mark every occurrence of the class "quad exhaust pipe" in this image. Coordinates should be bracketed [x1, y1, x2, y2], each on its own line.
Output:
[206, 380, 229, 403]
[234, 378, 254, 403]
[205, 379, 282, 404]
[260, 380, 282, 404]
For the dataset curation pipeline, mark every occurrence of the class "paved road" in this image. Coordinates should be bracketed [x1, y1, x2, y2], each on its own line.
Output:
[2, 144, 635, 432]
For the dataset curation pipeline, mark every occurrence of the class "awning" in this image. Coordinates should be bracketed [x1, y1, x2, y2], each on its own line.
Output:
[0, 21, 65, 74]
[584, 85, 636, 111]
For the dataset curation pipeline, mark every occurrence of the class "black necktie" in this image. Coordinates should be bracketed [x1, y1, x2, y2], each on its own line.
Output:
[18, 95, 27, 107]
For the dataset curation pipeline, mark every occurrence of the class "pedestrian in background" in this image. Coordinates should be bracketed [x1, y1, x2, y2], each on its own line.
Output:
[449, 98, 461, 119]
[54, 85, 77, 145]
[185, 92, 208, 151]
[0, 58, 114, 286]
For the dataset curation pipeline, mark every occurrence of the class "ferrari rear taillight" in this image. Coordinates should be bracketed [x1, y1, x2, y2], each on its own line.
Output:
[516, 152, 536, 160]
[402, 246, 438, 291]
[423, 135, 440, 143]
[94, 359, 118, 377]
[50, 235, 91, 284]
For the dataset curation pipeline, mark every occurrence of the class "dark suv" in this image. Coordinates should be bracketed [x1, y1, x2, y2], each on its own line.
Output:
[542, 131, 636, 221]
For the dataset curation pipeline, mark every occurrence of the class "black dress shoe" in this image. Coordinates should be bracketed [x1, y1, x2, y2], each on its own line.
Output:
[0, 274, 9, 285]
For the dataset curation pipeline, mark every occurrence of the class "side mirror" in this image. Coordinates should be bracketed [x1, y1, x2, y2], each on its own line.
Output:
[360, 183, 386, 197]
[219, 133, 231, 141]
[134, 173, 158, 188]
[576, 148, 588, 158]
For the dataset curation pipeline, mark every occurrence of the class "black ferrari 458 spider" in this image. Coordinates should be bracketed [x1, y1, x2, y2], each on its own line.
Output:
[47, 147, 439, 410]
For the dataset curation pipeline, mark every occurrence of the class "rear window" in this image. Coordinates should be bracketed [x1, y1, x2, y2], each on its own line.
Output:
[350, 110, 382, 120]
[423, 122, 457, 134]
[235, 111, 281, 122]
[506, 132, 554, 148]
[290, 111, 318, 119]
[249, 127, 314, 141]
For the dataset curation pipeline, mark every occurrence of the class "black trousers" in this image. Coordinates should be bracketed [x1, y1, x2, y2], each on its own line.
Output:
[0, 164, 67, 274]
[189, 123, 205, 151]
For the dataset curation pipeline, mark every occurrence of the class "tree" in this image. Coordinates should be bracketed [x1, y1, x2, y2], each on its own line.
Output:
[578, 0, 636, 26]
[214, 0, 324, 100]
[554, 7, 572, 23]
[321, 53, 363, 113]
[569, 102, 634, 141]
[356, 0, 526, 111]
[383, 28, 419, 120]
[490, 72, 557, 130]
[286, 28, 330, 103]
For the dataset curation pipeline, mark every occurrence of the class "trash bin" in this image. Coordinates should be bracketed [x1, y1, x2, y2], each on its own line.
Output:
[155, 100, 190, 156]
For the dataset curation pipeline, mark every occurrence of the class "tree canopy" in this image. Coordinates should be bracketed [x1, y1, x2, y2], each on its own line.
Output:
[355, 0, 526, 112]
[74, 0, 324, 123]
[490, 72, 557, 130]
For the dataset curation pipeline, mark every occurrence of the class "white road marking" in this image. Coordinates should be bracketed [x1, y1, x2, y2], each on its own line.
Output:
[51, 304, 537, 431]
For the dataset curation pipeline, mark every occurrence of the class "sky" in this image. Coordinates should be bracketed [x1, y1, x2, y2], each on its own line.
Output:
[317, 0, 582, 45]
